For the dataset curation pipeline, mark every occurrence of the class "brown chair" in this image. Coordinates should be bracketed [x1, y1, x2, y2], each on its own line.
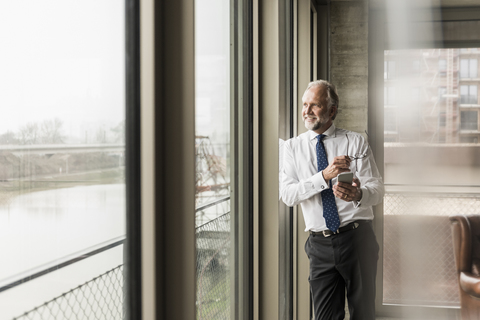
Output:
[450, 215, 480, 319]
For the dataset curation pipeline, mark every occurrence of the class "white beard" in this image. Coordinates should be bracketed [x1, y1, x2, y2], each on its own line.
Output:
[304, 117, 328, 131]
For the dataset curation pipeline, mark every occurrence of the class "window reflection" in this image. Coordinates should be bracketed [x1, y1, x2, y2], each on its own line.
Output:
[438, 86, 447, 102]
[384, 60, 396, 80]
[383, 48, 480, 308]
[412, 60, 420, 74]
[384, 109, 397, 133]
[384, 49, 480, 144]
[384, 86, 396, 106]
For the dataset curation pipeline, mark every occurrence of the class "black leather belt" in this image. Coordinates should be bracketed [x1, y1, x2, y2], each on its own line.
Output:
[310, 220, 366, 238]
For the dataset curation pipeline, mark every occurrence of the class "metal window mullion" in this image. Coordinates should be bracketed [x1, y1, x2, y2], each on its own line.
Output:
[124, 0, 142, 319]
[230, 0, 254, 319]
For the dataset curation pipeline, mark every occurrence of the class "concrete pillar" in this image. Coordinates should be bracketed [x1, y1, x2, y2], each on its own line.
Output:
[330, 0, 369, 135]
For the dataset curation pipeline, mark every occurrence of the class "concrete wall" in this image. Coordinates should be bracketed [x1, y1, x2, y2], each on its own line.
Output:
[330, 0, 369, 135]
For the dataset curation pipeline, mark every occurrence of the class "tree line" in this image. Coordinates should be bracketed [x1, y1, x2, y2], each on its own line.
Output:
[0, 118, 125, 145]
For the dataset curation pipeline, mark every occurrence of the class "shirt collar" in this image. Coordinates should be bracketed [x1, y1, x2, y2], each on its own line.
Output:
[308, 123, 337, 141]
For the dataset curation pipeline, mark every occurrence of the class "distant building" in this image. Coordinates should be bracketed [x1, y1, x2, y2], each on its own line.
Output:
[384, 48, 480, 144]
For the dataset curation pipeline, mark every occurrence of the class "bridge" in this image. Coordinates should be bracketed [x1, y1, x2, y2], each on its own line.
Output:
[0, 143, 125, 156]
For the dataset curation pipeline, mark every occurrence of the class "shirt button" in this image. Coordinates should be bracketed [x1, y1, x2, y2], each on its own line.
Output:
[321, 185, 325, 189]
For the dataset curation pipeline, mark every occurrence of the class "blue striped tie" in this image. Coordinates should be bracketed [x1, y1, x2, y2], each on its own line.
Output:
[316, 134, 340, 232]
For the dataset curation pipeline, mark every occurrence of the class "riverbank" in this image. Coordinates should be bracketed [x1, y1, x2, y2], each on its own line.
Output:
[0, 167, 124, 205]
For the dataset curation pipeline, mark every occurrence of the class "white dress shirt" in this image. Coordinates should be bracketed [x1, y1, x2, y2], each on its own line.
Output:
[281, 124, 384, 232]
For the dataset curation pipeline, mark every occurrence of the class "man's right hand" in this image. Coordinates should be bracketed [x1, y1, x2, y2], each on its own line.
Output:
[322, 155, 351, 182]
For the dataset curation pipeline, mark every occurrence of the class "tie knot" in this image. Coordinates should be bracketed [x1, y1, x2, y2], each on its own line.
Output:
[317, 134, 326, 142]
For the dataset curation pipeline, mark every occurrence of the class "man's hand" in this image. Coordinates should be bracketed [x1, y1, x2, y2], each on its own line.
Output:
[322, 155, 351, 182]
[333, 177, 362, 202]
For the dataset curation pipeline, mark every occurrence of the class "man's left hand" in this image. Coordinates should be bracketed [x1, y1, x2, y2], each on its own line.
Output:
[333, 177, 362, 202]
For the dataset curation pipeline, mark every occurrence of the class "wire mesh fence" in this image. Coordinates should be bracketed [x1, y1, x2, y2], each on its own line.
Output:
[9, 210, 230, 320]
[12, 265, 124, 320]
[196, 212, 231, 320]
[383, 192, 480, 307]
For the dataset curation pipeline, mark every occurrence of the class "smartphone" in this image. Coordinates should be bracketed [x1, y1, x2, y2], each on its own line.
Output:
[337, 172, 353, 184]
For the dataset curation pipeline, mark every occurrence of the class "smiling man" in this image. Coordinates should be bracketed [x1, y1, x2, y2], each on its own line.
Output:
[281, 80, 384, 320]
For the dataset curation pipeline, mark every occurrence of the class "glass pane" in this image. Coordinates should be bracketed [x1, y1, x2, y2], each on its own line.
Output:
[439, 59, 447, 77]
[383, 48, 480, 308]
[470, 85, 478, 104]
[461, 111, 479, 130]
[461, 85, 468, 104]
[0, 1, 126, 319]
[471, 59, 478, 78]
[439, 59, 447, 71]
[195, 1, 232, 319]
[460, 59, 469, 78]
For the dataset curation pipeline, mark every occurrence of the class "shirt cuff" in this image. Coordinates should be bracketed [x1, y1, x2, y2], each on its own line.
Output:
[352, 186, 366, 208]
[311, 171, 329, 192]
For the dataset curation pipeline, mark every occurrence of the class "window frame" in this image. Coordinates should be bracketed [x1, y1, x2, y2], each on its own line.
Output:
[124, 0, 142, 319]
[142, 0, 255, 318]
[229, 0, 255, 318]
[278, 0, 295, 319]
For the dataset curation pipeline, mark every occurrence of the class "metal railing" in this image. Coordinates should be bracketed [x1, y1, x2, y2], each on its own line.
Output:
[196, 211, 231, 320]
[12, 265, 124, 320]
[195, 195, 230, 228]
[6, 196, 231, 320]
[195, 196, 231, 319]
[3, 238, 124, 320]
[0, 237, 125, 294]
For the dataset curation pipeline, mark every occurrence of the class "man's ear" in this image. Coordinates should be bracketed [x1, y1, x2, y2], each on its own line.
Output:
[330, 105, 337, 120]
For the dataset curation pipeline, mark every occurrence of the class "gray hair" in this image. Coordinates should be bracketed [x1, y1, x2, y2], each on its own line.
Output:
[305, 80, 339, 120]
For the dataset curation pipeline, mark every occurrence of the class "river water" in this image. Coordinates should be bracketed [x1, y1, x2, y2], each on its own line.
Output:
[0, 184, 126, 281]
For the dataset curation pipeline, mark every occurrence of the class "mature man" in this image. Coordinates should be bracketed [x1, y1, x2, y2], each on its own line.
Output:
[281, 80, 384, 320]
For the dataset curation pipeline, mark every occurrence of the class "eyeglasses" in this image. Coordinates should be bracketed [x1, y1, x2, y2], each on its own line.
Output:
[346, 131, 370, 172]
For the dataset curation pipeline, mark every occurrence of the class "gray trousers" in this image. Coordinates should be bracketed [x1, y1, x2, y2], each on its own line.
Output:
[305, 220, 379, 320]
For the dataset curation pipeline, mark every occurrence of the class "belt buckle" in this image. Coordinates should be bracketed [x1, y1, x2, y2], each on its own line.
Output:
[322, 229, 337, 237]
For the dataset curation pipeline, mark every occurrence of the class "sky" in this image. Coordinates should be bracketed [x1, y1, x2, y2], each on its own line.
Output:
[0, 0, 125, 138]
